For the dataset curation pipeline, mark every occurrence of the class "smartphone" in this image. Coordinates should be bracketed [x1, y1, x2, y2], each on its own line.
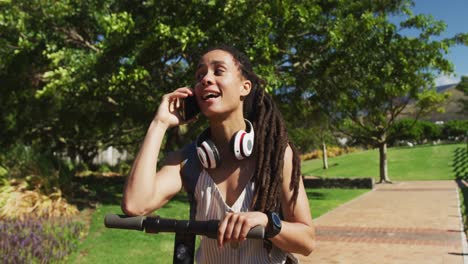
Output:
[181, 95, 200, 121]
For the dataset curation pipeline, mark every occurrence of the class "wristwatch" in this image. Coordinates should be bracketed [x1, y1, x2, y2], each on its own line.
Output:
[265, 211, 282, 239]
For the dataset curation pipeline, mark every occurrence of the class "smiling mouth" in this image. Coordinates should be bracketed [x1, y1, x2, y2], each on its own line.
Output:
[202, 92, 220, 100]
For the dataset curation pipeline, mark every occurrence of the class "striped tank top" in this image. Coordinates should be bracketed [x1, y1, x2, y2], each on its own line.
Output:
[194, 169, 289, 264]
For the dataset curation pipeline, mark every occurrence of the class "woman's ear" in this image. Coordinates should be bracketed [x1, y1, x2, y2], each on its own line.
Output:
[240, 80, 252, 97]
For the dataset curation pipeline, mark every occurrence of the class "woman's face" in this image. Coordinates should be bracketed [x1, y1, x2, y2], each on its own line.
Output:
[194, 49, 251, 119]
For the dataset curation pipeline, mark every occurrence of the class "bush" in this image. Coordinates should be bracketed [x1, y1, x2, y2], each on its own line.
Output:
[0, 217, 84, 263]
[389, 119, 467, 145]
[0, 144, 79, 219]
[420, 121, 442, 140]
[0, 144, 61, 194]
[115, 161, 131, 175]
[0, 145, 84, 263]
[0, 179, 79, 220]
[97, 164, 112, 173]
[390, 119, 423, 143]
[300, 146, 360, 161]
[443, 120, 468, 139]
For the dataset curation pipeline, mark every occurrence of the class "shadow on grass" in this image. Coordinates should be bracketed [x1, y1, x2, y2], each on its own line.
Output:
[456, 180, 468, 242]
[453, 147, 467, 179]
[306, 189, 326, 200]
[455, 147, 468, 244]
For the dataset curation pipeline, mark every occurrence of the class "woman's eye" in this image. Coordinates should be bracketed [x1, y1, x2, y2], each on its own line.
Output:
[214, 69, 224, 75]
[196, 72, 205, 80]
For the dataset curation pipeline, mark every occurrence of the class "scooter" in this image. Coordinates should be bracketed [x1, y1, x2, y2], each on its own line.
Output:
[104, 214, 265, 264]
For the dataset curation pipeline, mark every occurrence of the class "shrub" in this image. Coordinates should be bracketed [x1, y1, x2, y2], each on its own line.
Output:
[0, 217, 84, 263]
[300, 146, 360, 161]
[0, 144, 80, 219]
[97, 164, 112, 173]
[115, 161, 132, 175]
[420, 120, 442, 140]
[0, 179, 79, 220]
[0, 144, 62, 194]
[300, 149, 321, 161]
[389, 119, 460, 144]
[443, 120, 468, 139]
[390, 119, 423, 143]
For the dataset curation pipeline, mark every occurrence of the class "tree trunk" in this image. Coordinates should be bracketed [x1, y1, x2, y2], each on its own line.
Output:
[378, 143, 392, 183]
[322, 142, 328, 169]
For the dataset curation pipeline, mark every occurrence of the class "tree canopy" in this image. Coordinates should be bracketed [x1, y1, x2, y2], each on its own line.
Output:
[284, 0, 467, 181]
[1, 0, 466, 176]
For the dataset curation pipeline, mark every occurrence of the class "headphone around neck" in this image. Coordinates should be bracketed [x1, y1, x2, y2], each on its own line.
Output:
[196, 119, 255, 169]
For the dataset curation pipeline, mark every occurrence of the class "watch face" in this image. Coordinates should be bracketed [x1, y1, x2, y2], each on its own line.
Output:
[272, 213, 282, 228]
[266, 212, 282, 239]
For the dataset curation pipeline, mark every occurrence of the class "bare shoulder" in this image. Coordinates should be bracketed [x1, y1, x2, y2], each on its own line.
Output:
[280, 144, 297, 203]
[284, 145, 293, 163]
[280, 144, 312, 222]
[281, 145, 294, 181]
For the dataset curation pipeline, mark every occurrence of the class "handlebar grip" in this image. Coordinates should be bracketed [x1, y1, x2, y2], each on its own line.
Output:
[104, 214, 145, 231]
[246, 225, 265, 239]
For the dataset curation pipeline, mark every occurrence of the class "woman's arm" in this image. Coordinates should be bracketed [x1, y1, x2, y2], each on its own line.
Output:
[121, 88, 193, 216]
[269, 146, 316, 255]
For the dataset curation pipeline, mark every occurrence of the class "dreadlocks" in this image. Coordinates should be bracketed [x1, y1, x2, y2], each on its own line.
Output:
[205, 45, 302, 213]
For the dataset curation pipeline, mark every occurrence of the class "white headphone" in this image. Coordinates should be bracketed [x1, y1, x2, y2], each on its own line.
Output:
[196, 119, 255, 169]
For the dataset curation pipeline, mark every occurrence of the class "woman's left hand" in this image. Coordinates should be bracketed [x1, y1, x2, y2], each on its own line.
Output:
[217, 211, 268, 247]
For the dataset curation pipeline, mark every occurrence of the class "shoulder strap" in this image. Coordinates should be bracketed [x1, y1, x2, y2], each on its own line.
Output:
[173, 142, 202, 264]
[181, 142, 202, 220]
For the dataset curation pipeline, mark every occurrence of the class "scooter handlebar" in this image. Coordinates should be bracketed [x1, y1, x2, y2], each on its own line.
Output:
[104, 214, 265, 239]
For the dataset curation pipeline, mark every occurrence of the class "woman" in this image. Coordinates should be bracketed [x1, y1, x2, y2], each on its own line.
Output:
[122, 45, 315, 263]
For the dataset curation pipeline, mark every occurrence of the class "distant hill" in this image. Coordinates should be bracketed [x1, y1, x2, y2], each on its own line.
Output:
[398, 83, 467, 122]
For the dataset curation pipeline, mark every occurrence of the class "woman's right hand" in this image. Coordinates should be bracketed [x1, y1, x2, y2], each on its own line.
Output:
[153, 87, 194, 128]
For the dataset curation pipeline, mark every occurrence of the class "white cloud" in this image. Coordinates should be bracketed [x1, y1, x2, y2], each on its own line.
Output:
[435, 74, 460, 86]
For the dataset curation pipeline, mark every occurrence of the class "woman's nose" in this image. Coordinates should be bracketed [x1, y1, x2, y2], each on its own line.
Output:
[200, 72, 214, 86]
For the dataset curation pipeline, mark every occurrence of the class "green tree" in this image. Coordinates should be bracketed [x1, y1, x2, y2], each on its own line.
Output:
[0, 0, 306, 163]
[287, 0, 467, 183]
[456, 75, 468, 114]
[457, 76, 468, 94]
[1, 0, 467, 183]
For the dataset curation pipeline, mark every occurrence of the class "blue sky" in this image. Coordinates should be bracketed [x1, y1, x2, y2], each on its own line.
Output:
[408, 0, 468, 86]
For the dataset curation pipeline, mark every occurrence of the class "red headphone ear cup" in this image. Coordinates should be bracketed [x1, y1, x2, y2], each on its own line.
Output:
[232, 120, 254, 160]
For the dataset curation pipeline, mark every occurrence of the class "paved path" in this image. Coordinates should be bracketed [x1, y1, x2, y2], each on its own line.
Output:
[295, 181, 467, 264]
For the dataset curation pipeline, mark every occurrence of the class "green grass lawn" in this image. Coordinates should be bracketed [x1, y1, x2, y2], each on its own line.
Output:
[68, 188, 367, 264]
[68, 193, 190, 264]
[302, 143, 465, 181]
[307, 188, 368, 218]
